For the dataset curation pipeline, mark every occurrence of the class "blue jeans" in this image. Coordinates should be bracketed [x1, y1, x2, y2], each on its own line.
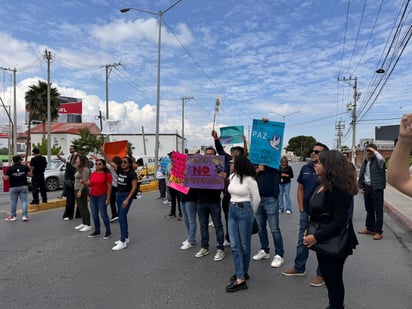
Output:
[90, 194, 111, 234]
[279, 183, 292, 212]
[197, 200, 224, 250]
[116, 192, 133, 242]
[255, 196, 284, 257]
[181, 200, 197, 244]
[228, 202, 254, 280]
[294, 210, 321, 275]
[9, 186, 28, 217]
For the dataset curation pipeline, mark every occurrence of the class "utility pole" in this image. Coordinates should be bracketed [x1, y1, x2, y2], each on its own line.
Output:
[181, 96, 194, 153]
[102, 62, 121, 120]
[0, 66, 17, 155]
[44, 49, 52, 163]
[338, 76, 360, 165]
[142, 126, 147, 155]
[335, 120, 345, 151]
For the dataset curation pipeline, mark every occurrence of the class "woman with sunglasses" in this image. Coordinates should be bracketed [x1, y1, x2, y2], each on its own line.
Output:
[83, 159, 113, 239]
[110, 156, 138, 251]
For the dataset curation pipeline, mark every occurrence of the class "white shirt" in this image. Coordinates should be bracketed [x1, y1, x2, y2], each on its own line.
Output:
[228, 174, 261, 212]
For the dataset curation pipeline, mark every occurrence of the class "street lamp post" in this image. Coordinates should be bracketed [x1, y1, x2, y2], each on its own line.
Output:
[270, 110, 300, 122]
[181, 96, 194, 153]
[120, 0, 182, 175]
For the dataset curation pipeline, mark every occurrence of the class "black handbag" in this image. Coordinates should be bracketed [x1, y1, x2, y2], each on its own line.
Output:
[306, 219, 350, 258]
[252, 217, 259, 234]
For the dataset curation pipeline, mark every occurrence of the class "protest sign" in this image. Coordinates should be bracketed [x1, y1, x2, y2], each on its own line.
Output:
[167, 151, 189, 194]
[184, 154, 225, 190]
[220, 125, 244, 145]
[249, 119, 285, 169]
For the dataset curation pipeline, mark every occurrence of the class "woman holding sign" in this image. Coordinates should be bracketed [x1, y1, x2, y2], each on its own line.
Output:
[226, 154, 261, 293]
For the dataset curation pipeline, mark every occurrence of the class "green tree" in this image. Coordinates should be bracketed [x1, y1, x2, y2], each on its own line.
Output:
[24, 80, 60, 158]
[71, 128, 105, 155]
[286, 135, 317, 159]
[32, 139, 62, 155]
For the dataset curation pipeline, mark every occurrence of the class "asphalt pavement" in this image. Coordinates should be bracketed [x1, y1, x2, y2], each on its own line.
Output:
[0, 163, 411, 308]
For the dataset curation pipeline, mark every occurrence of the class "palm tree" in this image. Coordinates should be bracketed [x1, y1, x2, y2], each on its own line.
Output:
[24, 80, 60, 157]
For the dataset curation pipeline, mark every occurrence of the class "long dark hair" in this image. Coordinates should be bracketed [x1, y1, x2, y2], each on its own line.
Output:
[233, 154, 256, 184]
[318, 150, 358, 196]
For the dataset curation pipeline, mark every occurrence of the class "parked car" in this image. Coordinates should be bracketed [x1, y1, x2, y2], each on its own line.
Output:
[28, 158, 95, 191]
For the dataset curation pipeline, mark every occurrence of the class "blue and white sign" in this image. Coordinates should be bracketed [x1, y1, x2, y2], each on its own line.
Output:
[249, 119, 285, 169]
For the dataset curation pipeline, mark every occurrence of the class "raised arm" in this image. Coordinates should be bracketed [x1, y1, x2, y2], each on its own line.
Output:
[388, 114, 412, 197]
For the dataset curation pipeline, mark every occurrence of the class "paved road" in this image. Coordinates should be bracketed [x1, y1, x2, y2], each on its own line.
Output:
[0, 163, 411, 309]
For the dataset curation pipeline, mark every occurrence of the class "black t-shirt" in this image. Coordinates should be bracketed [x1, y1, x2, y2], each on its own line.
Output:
[30, 155, 47, 175]
[117, 168, 138, 193]
[6, 163, 30, 187]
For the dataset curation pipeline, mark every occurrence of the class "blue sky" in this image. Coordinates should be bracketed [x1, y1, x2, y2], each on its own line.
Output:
[0, 0, 411, 152]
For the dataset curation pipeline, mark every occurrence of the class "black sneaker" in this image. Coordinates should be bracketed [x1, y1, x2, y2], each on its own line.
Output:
[88, 231, 101, 238]
[103, 233, 112, 240]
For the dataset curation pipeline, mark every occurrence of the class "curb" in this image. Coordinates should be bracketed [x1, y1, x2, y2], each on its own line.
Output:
[384, 201, 412, 232]
[27, 182, 159, 213]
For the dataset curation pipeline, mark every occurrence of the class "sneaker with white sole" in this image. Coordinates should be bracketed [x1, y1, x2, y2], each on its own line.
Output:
[79, 225, 92, 232]
[74, 224, 84, 230]
[5, 216, 16, 222]
[271, 255, 284, 268]
[180, 242, 194, 250]
[214, 249, 225, 261]
[115, 238, 130, 245]
[22, 216, 29, 222]
[182, 239, 189, 245]
[112, 241, 127, 251]
[195, 248, 210, 258]
[252, 249, 270, 261]
[223, 240, 231, 247]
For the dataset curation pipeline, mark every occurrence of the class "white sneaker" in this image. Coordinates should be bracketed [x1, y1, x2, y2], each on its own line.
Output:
[63, 217, 70, 221]
[112, 241, 127, 251]
[286, 210, 292, 215]
[22, 216, 29, 222]
[182, 239, 189, 245]
[271, 255, 284, 268]
[252, 249, 270, 261]
[74, 224, 84, 230]
[79, 225, 92, 232]
[208, 221, 214, 227]
[115, 238, 130, 245]
[180, 242, 194, 250]
[163, 200, 169, 204]
[213, 249, 225, 261]
[195, 248, 210, 258]
[223, 240, 231, 247]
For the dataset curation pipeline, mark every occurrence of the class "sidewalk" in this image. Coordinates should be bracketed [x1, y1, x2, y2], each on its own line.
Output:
[384, 183, 412, 232]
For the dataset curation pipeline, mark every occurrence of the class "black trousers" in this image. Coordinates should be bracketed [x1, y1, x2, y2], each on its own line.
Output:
[363, 186, 384, 234]
[317, 253, 346, 309]
[62, 182, 78, 219]
[31, 174, 47, 203]
[109, 185, 118, 218]
[169, 187, 181, 215]
[222, 191, 230, 242]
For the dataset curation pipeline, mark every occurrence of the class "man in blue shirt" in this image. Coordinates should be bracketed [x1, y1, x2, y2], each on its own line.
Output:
[282, 142, 329, 287]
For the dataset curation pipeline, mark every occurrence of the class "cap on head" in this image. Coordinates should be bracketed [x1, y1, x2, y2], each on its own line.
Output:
[12, 155, 22, 163]
[32, 148, 40, 154]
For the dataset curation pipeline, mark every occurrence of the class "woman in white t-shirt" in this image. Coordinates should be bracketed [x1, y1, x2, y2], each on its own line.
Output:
[226, 154, 261, 293]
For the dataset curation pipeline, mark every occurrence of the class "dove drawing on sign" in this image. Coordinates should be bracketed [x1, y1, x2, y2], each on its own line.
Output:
[269, 134, 281, 150]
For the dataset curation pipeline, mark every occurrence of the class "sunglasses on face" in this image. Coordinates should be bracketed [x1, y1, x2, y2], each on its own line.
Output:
[311, 150, 321, 154]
